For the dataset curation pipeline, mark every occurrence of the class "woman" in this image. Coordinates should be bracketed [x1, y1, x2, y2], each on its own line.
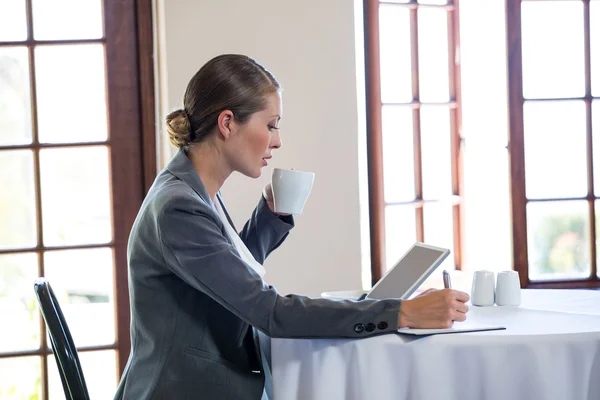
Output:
[118, 54, 469, 399]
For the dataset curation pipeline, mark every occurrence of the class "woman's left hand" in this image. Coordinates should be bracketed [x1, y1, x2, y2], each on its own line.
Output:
[263, 183, 291, 216]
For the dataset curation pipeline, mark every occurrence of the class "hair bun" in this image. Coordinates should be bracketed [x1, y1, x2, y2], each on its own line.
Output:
[166, 109, 193, 148]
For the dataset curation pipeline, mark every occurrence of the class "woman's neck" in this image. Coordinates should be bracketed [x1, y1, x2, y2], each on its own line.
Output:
[186, 143, 231, 202]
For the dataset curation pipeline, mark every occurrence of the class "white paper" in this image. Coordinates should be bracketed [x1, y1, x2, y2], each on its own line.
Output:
[397, 322, 506, 336]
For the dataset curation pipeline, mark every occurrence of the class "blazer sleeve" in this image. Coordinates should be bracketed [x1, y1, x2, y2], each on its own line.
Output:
[238, 195, 294, 264]
[158, 193, 402, 339]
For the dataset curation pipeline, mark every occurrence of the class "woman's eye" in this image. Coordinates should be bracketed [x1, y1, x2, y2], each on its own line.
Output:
[268, 125, 279, 131]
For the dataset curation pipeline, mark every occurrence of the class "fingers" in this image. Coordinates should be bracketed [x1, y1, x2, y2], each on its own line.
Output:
[452, 311, 467, 322]
[451, 289, 470, 303]
[451, 297, 468, 322]
[455, 302, 469, 314]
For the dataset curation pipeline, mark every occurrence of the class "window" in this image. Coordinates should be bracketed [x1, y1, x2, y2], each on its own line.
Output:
[507, 0, 600, 288]
[0, 0, 155, 398]
[366, 0, 600, 290]
[364, 0, 463, 283]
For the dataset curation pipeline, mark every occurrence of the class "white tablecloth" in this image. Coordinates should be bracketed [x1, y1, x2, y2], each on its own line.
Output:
[272, 289, 600, 400]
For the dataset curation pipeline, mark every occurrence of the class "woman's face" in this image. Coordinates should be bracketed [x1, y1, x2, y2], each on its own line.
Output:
[228, 92, 282, 178]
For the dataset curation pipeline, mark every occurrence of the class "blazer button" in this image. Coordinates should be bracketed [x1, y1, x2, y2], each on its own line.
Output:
[377, 321, 388, 330]
[365, 323, 376, 332]
[354, 323, 365, 334]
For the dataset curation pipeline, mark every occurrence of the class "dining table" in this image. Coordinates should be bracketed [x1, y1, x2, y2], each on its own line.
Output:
[271, 289, 600, 400]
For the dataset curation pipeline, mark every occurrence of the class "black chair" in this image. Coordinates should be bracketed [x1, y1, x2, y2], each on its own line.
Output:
[34, 278, 130, 400]
[34, 277, 90, 400]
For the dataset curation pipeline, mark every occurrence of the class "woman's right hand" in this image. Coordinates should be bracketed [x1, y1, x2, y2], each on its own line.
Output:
[398, 289, 470, 329]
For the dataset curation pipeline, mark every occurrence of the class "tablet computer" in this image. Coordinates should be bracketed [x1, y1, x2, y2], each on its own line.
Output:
[366, 242, 450, 300]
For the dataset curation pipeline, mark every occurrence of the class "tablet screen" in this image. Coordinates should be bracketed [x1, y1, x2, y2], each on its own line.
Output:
[366, 243, 450, 300]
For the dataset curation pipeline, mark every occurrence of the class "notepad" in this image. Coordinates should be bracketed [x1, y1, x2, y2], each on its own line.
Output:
[397, 323, 506, 336]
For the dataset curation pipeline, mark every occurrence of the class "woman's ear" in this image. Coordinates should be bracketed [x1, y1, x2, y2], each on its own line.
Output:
[217, 110, 235, 140]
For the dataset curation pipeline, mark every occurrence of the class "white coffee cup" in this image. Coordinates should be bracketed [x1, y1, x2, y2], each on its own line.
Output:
[495, 270, 521, 306]
[471, 270, 495, 307]
[271, 168, 315, 215]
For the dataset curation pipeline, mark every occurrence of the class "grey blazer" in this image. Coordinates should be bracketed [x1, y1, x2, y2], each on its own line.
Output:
[118, 148, 402, 399]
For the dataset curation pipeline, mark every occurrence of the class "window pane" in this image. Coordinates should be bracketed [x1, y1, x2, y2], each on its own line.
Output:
[32, 0, 103, 40]
[418, 0, 449, 4]
[418, 8, 450, 102]
[592, 2, 600, 96]
[49, 350, 118, 400]
[423, 201, 455, 271]
[0, 47, 32, 146]
[0, 1, 27, 41]
[379, 5, 412, 103]
[40, 146, 112, 246]
[0, 356, 42, 399]
[0, 150, 37, 249]
[0, 253, 40, 352]
[81, 350, 118, 400]
[593, 102, 600, 194]
[385, 205, 417, 270]
[35, 44, 108, 144]
[421, 106, 452, 199]
[382, 106, 415, 203]
[521, 1, 585, 99]
[527, 201, 590, 281]
[524, 101, 587, 199]
[44, 248, 115, 347]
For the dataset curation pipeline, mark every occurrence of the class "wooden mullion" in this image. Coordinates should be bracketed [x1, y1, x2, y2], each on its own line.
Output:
[0, 38, 105, 47]
[379, 1, 456, 11]
[136, 0, 158, 194]
[448, 0, 463, 270]
[0, 140, 111, 151]
[0, 343, 119, 360]
[382, 100, 458, 108]
[364, 0, 386, 285]
[527, 196, 594, 203]
[583, 0, 596, 278]
[23, 0, 49, 396]
[386, 195, 461, 208]
[410, 5, 424, 243]
[506, 0, 529, 288]
[524, 96, 593, 103]
[0, 242, 115, 255]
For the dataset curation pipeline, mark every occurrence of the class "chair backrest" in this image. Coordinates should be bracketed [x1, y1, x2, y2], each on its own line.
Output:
[34, 277, 90, 400]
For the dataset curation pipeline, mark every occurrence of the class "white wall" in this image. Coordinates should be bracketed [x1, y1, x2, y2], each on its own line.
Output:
[155, 0, 366, 296]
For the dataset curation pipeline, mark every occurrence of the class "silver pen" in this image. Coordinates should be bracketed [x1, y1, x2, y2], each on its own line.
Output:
[443, 270, 452, 289]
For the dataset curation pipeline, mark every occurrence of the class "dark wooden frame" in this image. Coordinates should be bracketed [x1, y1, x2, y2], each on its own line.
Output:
[506, 0, 600, 289]
[364, 0, 463, 285]
[0, 0, 156, 397]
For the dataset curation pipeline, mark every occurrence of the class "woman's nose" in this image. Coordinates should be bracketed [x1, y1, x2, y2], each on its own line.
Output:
[271, 130, 282, 149]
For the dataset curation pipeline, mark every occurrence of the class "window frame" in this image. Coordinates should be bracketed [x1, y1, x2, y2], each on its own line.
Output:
[506, 0, 600, 289]
[0, 0, 156, 395]
[364, 0, 464, 284]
